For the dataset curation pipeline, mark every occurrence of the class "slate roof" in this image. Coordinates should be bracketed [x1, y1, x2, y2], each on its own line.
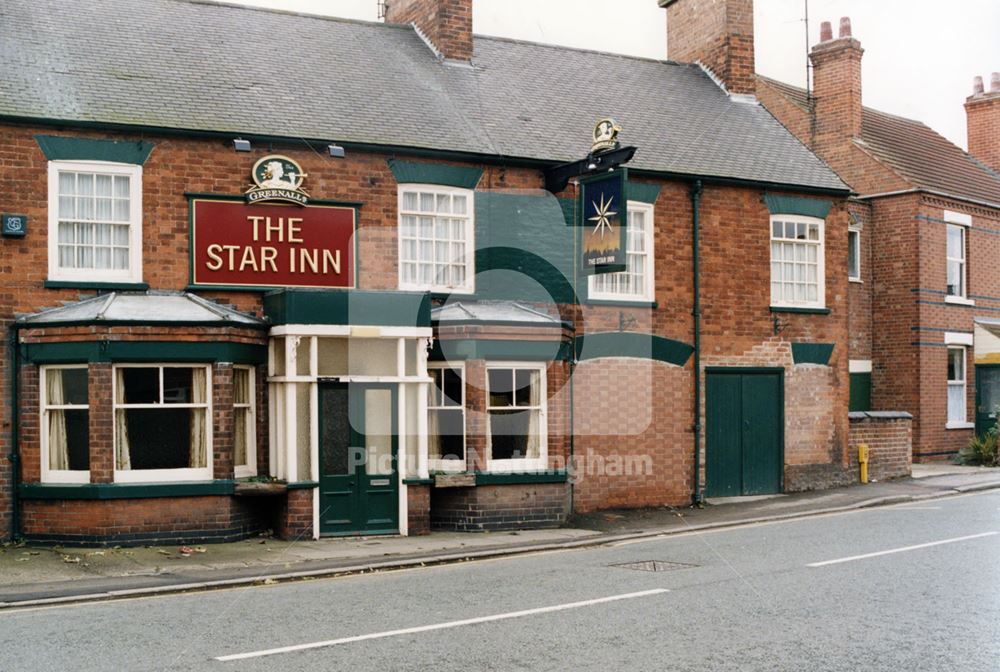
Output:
[759, 75, 1000, 208]
[432, 302, 562, 325]
[0, 0, 846, 192]
[18, 291, 266, 326]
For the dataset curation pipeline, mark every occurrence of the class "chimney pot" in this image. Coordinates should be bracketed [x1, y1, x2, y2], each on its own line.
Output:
[973, 76, 985, 95]
[839, 17, 852, 38]
[819, 21, 833, 42]
[991, 72, 1000, 93]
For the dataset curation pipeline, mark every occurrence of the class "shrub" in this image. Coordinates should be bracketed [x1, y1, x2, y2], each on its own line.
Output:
[955, 413, 999, 467]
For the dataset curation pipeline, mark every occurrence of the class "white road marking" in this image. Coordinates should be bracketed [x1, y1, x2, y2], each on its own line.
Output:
[894, 506, 942, 510]
[215, 589, 669, 662]
[807, 531, 998, 567]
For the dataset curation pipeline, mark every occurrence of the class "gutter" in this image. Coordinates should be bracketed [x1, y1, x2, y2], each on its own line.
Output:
[855, 187, 1000, 211]
[690, 180, 704, 505]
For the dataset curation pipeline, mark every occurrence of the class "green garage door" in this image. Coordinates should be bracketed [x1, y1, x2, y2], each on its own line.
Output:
[705, 370, 784, 497]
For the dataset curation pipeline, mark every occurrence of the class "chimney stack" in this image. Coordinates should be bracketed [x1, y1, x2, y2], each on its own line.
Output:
[810, 16, 864, 143]
[659, 0, 756, 96]
[384, 0, 473, 62]
[965, 71, 1000, 172]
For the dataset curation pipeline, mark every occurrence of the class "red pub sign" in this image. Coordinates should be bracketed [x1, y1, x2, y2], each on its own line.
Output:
[190, 199, 356, 288]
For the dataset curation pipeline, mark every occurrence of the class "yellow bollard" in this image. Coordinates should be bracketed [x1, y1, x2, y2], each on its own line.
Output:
[858, 443, 869, 484]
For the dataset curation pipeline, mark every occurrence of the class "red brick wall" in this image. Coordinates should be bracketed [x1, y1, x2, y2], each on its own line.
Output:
[430, 483, 568, 531]
[848, 412, 912, 481]
[274, 488, 313, 541]
[21, 495, 268, 546]
[406, 484, 431, 535]
[663, 0, 756, 95]
[572, 359, 693, 512]
[384, 0, 472, 61]
[810, 36, 863, 143]
[89, 364, 114, 483]
[966, 92, 1000, 173]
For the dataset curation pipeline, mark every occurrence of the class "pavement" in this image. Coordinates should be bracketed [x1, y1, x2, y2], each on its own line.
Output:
[2, 463, 998, 608]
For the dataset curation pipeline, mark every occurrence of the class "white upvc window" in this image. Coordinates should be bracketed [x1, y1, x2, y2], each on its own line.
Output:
[233, 366, 257, 478]
[113, 364, 212, 482]
[47, 160, 143, 283]
[398, 185, 474, 294]
[427, 362, 466, 472]
[588, 201, 655, 302]
[40, 366, 90, 484]
[848, 227, 861, 282]
[770, 215, 825, 309]
[947, 346, 969, 428]
[946, 223, 967, 299]
[485, 363, 547, 472]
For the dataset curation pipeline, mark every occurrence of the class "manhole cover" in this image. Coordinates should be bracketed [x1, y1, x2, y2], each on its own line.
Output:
[610, 560, 699, 572]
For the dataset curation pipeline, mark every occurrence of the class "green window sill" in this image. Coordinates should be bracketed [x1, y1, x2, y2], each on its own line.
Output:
[769, 306, 831, 315]
[18, 480, 235, 500]
[474, 470, 568, 486]
[45, 280, 150, 291]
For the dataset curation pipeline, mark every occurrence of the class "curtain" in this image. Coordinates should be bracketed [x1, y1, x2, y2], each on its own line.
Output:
[189, 368, 207, 469]
[47, 370, 69, 470]
[427, 383, 442, 460]
[233, 369, 247, 466]
[114, 368, 131, 470]
[526, 370, 541, 460]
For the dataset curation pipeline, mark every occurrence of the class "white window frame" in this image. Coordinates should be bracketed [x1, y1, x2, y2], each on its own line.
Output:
[848, 226, 861, 283]
[485, 362, 548, 473]
[397, 184, 475, 294]
[47, 160, 143, 284]
[769, 214, 826, 309]
[944, 214, 973, 305]
[588, 200, 655, 302]
[233, 365, 257, 479]
[39, 365, 90, 484]
[427, 362, 466, 473]
[946, 346, 972, 429]
[113, 364, 213, 483]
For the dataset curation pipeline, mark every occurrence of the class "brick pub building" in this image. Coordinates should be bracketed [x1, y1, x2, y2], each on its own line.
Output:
[758, 17, 1000, 462]
[0, 0, 888, 545]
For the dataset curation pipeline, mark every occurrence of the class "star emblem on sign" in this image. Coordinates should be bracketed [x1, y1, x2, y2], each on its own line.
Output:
[588, 193, 617, 238]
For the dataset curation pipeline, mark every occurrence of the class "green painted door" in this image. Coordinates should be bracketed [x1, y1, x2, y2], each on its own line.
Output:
[975, 365, 1000, 437]
[318, 383, 399, 536]
[705, 371, 783, 497]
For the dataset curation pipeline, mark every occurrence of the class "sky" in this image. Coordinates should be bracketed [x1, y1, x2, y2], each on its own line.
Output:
[233, 0, 1000, 150]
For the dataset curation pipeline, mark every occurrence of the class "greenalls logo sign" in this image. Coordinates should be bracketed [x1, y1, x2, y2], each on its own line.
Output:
[245, 155, 310, 205]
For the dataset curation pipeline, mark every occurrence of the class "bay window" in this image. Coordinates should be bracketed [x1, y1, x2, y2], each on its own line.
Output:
[40, 366, 90, 483]
[428, 363, 466, 471]
[233, 366, 257, 477]
[398, 185, 474, 293]
[114, 365, 212, 482]
[770, 215, 825, 309]
[486, 364, 547, 471]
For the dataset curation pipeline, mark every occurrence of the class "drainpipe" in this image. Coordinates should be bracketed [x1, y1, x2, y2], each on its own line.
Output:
[7, 323, 21, 540]
[690, 180, 704, 505]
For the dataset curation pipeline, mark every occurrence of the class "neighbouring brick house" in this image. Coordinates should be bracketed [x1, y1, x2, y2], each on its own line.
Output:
[757, 17, 1000, 462]
[0, 0, 882, 546]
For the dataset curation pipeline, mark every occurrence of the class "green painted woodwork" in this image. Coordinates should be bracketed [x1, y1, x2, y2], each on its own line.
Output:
[286, 481, 319, 490]
[575, 332, 694, 367]
[430, 338, 572, 362]
[263, 289, 432, 327]
[764, 193, 833, 220]
[770, 306, 832, 315]
[35, 134, 154, 165]
[402, 478, 435, 486]
[849, 372, 872, 412]
[975, 365, 1000, 437]
[474, 471, 568, 485]
[43, 281, 150, 291]
[18, 481, 236, 500]
[318, 383, 399, 536]
[791, 342, 835, 365]
[627, 181, 662, 204]
[705, 370, 784, 497]
[23, 341, 266, 364]
[387, 159, 483, 189]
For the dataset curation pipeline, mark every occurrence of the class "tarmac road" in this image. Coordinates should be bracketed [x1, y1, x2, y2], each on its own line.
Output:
[2, 490, 998, 672]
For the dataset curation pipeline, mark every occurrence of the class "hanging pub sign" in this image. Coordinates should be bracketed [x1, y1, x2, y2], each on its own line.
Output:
[579, 168, 628, 275]
[189, 198, 356, 289]
[245, 154, 310, 205]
